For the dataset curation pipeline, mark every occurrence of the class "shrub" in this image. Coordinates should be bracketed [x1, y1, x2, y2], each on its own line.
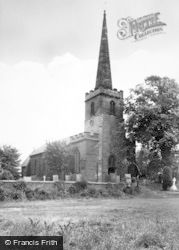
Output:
[86, 187, 97, 197]
[68, 185, 77, 195]
[162, 166, 172, 191]
[74, 180, 88, 191]
[68, 181, 88, 194]
[33, 188, 50, 200]
[25, 188, 35, 200]
[0, 186, 22, 201]
[123, 186, 133, 195]
[80, 187, 99, 198]
[13, 181, 27, 191]
[79, 189, 90, 197]
[0, 170, 14, 180]
[97, 189, 109, 197]
[135, 232, 164, 248]
[105, 183, 125, 197]
[0, 188, 5, 201]
[54, 181, 65, 192]
[10, 190, 24, 200]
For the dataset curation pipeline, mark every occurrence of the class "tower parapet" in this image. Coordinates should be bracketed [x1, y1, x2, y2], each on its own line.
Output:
[85, 88, 123, 102]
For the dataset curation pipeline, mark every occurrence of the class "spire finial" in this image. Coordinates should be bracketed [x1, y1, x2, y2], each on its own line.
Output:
[95, 11, 112, 90]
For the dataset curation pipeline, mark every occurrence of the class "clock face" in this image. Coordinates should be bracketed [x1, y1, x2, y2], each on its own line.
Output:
[90, 119, 94, 127]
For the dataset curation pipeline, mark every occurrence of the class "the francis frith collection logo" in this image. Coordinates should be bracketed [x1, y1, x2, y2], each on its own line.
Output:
[117, 12, 166, 41]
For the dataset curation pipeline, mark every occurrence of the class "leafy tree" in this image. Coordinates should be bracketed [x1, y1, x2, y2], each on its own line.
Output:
[136, 146, 149, 176]
[125, 76, 179, 171]
[0, 145, 21, 179]
[44, 141, 75, 178]
[0, 169, 14, 180]
[162, 166, 172, 190]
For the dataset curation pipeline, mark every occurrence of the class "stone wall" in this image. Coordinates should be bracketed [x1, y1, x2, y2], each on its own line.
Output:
[0, 180, 120, 191]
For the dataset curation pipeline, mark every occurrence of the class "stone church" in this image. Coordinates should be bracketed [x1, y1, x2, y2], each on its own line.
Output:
[22, 11, 127, 182]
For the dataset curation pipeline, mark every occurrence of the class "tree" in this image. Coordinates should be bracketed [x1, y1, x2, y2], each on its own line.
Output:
[0, 170, 14, 180]
[44, 141, 75, 179]
[125, 76, 179, 171]
[162, 166, 172, 190]
[136, 146, 149, 176]
[0, 145, 21, 179]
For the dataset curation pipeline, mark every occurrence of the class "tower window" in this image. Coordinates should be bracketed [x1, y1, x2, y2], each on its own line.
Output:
[91, 102, 95, 116]
[110, 101, 115, 115]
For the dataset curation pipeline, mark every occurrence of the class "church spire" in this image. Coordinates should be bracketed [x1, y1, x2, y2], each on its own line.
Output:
[95, 10, 112, 90]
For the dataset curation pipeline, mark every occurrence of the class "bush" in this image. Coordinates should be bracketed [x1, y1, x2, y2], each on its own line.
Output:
[80, 187, 100, 198]
[10, 190, 24, 200]
[25, 188, 35, 200]
[13, 181, 27, 191]
[74, 180, 88, 191]
[0, 170, 14, 180]
[68, 185, 77, 195]
[68, 181, 88, 194]
[86, 187, 97, 197]
[54, 181, 65, 192]
[0, 188, 5, 201]
[33, 188, 50, 200]
[162, 166, 172, 191]
[135, 232, 164, 248]
[123, 186, 133, 195]
[0, 186, 24, 201]
[97, 189, 109, 197]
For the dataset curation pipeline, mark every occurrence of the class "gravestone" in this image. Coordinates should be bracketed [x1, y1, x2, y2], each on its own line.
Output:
[110, 173, 116, 183]
[116, 175, 120, 184]
[170, 177, 178, 191]
[23, 176, 32, 181]
[125, 174, 131, 187]
[76, 174, 82, 182]
[53, 175, 59, 182]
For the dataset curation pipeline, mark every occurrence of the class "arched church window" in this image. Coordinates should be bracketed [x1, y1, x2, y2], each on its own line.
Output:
[91, 102, 95, 116]
[110, 101, 115, 115]
[108, 155, 116, 174]
[74, 148, 80, 174]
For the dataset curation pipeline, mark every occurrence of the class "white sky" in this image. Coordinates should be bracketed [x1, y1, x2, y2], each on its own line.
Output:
[0, 0, 179, 162]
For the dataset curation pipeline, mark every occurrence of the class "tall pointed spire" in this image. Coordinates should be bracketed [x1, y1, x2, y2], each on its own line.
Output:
[95, 11, 112, 90]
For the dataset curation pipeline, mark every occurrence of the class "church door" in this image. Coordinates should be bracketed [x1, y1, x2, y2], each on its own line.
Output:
[108, 155, 116, 174]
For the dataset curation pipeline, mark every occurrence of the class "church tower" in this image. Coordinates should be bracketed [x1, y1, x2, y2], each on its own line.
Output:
[85, 11, 124, 181]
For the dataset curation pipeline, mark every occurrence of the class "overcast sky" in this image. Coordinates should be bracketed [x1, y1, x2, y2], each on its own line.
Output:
[0, 0, 179, 162]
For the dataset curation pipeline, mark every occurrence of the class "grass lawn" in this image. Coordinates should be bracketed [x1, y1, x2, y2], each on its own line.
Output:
[1, 197, 179, 222]
[1, 197, 179, 249]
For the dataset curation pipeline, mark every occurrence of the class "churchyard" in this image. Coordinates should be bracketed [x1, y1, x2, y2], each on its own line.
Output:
[1, 193, 179, 249]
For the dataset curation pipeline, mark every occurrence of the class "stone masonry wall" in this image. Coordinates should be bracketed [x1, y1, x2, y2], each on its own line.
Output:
[0, 180, 120, 191]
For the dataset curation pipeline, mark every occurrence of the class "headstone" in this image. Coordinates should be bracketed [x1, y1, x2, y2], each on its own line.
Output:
[170, 177, 178, 191]
[43, 176, 46, 182]
[65, 175, 71, 181]
[110, 173, 116, 183]
[116, 175, 120, 184]
[76, 174, 82, 182]
[23, 176, 32, 181]
[125, 174, 131, 186]
[53, 175, 59, 182]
